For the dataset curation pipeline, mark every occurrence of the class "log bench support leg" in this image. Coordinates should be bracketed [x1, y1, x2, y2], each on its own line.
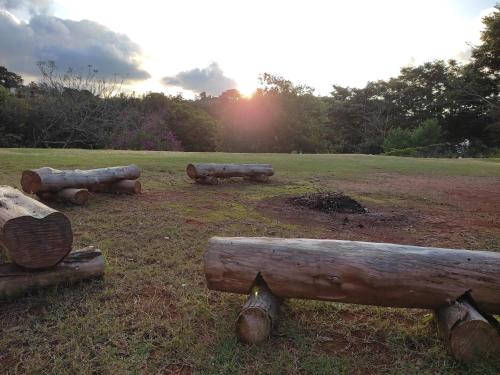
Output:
[38, 188, 89, 205]
[235, 277, 280, 344]
[245, 174, 269, 183]
[196, 176, 219, 185]
[434, 295, 500, 362]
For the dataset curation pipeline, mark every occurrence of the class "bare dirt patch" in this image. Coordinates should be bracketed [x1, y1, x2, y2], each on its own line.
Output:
[256, 173, 500, 250]
[256, 195, 416, 244]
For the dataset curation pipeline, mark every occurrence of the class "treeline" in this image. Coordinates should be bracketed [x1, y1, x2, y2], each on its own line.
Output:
[0, 8, 498, 154]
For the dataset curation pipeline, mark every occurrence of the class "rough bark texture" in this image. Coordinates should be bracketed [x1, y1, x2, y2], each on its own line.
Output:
[21, 165, 140, 193]
[204, 237, 500, 314]
[0, 186, 73, 269]
[195, 176, 219, 185]
[0, 247, 104, 299]
[38, 188, 89, 205]
[187, 163, 274, 180]
[435, 297, 500, 362]
[236, 278, 280, 344]
[108, 179, 141, 194]
[89, 179, 142, 194]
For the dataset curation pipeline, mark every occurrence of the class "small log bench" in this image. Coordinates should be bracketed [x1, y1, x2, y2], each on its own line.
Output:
[21, 165, 141, 205]
[0, 247, 105, 299]
[186, 163, 274, 185]
[204, 237, 500, 361]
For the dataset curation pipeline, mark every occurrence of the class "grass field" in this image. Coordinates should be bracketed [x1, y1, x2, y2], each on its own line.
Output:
[1, 148, 500, 375]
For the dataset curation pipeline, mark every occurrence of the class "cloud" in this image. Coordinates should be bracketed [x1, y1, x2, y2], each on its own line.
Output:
[0, 0, 52, 15]
[162, 62, 236, 95]
[0, 11, 150, 81]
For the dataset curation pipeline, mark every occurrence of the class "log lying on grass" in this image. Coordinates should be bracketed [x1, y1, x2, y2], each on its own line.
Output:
[89, 179, 142, 195]
[204, 237, 500, 314]
[21, 165, 140, 193]
[0, 186, 73, 269]
[0, 247, 104, 299]
[187, 163, 274, 184]
[236, 277, 281, 344]
[38, 188, 89, 205]
[435, 296, 500, 362]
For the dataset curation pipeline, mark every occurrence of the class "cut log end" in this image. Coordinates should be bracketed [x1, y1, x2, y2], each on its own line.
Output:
[39, 188, 89, 205]
[21, 170, 42, 194]
[435, 297, 500, 362]
[450, 320, 500, 362]
[65, 188, 89, 205]
[186, 164, 198, 179]
[235, 279, 280, 345]
[3, 212, 73, 269]
[110, 179, 141, 194]
[236, 308, 272, 345]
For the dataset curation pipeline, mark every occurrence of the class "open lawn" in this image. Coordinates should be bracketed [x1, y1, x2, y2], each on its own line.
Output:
[1, 148, 500, 375]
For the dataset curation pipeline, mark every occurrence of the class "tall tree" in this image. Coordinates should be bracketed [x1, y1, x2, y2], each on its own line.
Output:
[0, 66, 23, 89]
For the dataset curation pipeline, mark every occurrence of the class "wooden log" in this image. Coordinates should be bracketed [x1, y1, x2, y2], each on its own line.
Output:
[89, 179, 142, 194]
[108, 179, 141, 194]
[21, 165, 140, 193]
[0, 247, 105, 299]
[0, 186, 73, 269]
[195, 176, 219, 185]
[187, 163, 274, 180]
[247, 174, 269, 183]
[236, 278, 280, 344]
[435, 297, 500, 362]
[38, 188, 89, 205]
[204, 237, 500, 314]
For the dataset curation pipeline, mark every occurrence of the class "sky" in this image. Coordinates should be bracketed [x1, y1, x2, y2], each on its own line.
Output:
[0, 0, 497, 97]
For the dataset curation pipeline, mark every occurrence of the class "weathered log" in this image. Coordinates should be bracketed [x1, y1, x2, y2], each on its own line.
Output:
[204, 237, 500, 314]
[236, 277, 280, 344]
[187, 163, 274, 181]
[108, 179, 141, 194]
[195, 176, 219, 185]
[38, 188, 89, 205]
[89, 179, 142, 194]
[244, 174, 269, 183]
[21, 165, 140, 193]
[0, 186, 73, 269]
[0, 247, 105, 299]
[435, 297, 500, 362]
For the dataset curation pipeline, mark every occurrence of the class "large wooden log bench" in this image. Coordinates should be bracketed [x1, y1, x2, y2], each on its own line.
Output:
[0, 186, 73, 269]
[186, 163, 274, 185]
[21, 165, 141, 205]
[204, 237, 500, 361]
[0, 247, 105, 299]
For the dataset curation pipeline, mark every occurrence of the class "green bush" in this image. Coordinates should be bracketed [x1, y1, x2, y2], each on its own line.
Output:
[385, 143, 453, 157]
[385, 147, 418, 157]
[411, 119, 441, 147]
[0, 85, 9, 104]
[383, 127, 413, 150]
[384, 119, 442, 152]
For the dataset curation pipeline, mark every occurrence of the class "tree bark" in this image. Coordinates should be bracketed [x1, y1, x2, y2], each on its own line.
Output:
[236, 277, 280, 344]
[0, 247, 104, 299]
[38, 188, 89, 205]
[21, 165, 140, 193]
[187, 163, 274, 180]
[204, 237, 500, 314]
[435, 297, 500, 362]
[0, 186, 73, 269]
[89, 179, 141, 194]
[195, 176, 219, 185]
